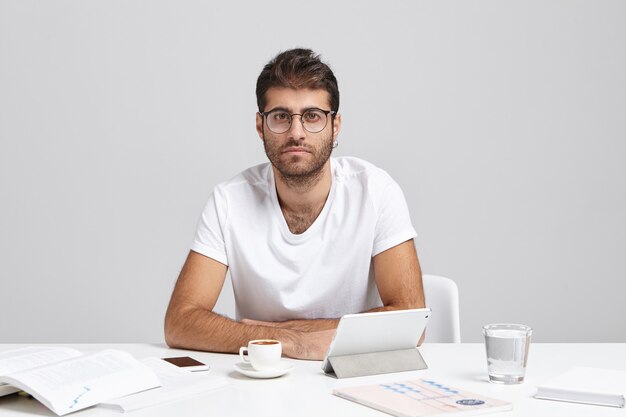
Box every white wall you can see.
[1,0,624,343]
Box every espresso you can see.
[251,340,279,345]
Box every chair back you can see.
[422,274,461,343]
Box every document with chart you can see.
[333,379,512,417]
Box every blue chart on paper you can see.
[381,380,458,397]
[379,379,486,407]
[68,385,91,409]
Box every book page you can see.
[0,346,83,397]
[0,347,82,376]
[0,349,160,416]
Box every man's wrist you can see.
[274,328,302,358]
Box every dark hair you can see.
[256,48,340,113]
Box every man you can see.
[164,48,425,360]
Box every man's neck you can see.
[274,160,332,214]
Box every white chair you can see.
[422,274,461,343]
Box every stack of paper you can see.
[535,367,626,408]
[99,357,228,412]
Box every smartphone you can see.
[161,356,210,372]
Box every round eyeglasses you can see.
[261,108,336,134]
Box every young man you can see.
[164,49,425,360]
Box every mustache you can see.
[282,140,311,151]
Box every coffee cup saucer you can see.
[233,361,294,379]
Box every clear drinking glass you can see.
[483,323,532,384]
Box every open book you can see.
[0,346,160,415]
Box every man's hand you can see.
[282,328,336,360]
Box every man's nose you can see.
[287,115,306,139]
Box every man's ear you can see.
[332,113,342,140]
[256,112,264,141]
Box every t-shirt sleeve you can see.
[190,187,229,266]
[371,175,417,257]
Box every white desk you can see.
[0,343,624,416]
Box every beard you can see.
[263,130,334,190]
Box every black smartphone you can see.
[161,356,210,371]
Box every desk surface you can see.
[0,343,624,417]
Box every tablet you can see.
[321,308,431,374]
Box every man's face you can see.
[256,87,341,180]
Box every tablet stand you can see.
[324,348,428,379]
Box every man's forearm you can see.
[165,306,292,353]
[289,304,411,330]
[364,304,415,313]
[263,318,339,331]
[164,306,335,359]
[245,303,414,332]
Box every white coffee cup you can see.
[239,339,282,371]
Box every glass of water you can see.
[483,323,532,384]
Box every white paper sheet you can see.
[99,357,228,412]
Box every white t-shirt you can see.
[191,157,417,321]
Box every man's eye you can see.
[303,112,321,121]
[273,112,290,121]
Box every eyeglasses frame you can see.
[260,108,337,134]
